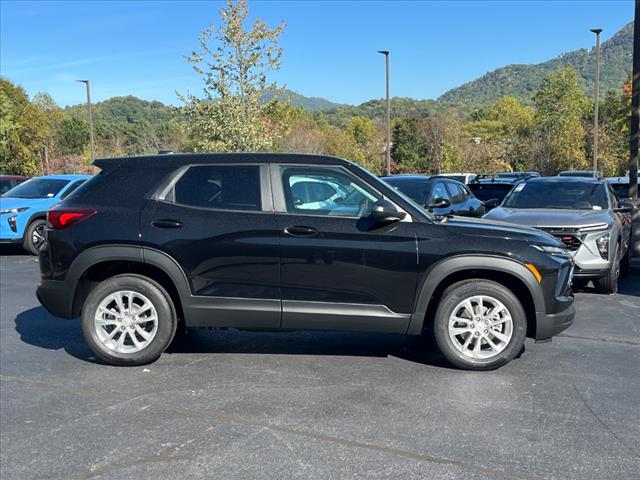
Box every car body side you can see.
[37,154,574,344]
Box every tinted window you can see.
[171,165,261,211]
[281,166,381,217]
[0,179,15,195]
[446,182,466,203]
[2,178,69,199]
[469,184,513,202]
[610,183,632,199]
[503,182,608,210]
[383,179,431,205]
[429,182,450,203]
[60,180,86,200]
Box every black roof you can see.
[94,152,351,170]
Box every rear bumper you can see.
[535,301,575,341]
[36,279,75,319]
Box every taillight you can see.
[47,208,96,230]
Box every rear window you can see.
[170,165,262,211]
[383,179,431,205]
[469,184,513,202]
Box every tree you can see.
[0,79,41,175]
[181,0,286,151]
[57,116,88,155]
[32,92,62,173]
[530,67,590,174]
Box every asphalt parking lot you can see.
[1,248,639,480]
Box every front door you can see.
[140,163,281,329]
[271,163,418,333]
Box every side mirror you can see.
[614,201,634,214]
[370,199,406,222]
[427,198,451,211]
[484,198,499,209]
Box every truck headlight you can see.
[595,233,610,260]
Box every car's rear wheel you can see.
[595,244,619,294]
[23,218,47,255]
[81,275,177,366]
[433,280,527,370]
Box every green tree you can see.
[530,67,590,174]
[181,0,286,151]
[0,79,41,175]
[57,116,88,155]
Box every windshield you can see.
[503,182,609,210]
[2,178,69,199]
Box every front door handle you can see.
[152,219,183,229]
[284,225,318,237]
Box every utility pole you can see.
[630,2,639,200]
[76,80,95,162]
[378,50,391,175]
[591,28,603,173]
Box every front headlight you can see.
[531,244,568,256]
[0,207,29,215]
[595,233,610,260]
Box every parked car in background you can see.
[432,172,477,184]
[468,182,517,211]
[37,153,575,370]
[0,174,90,254]
[483,177,633,293]
[495,172,532,182]
[382,174,485,217]
[0,175,30,195]
[606,176,639,201]
[558,170,601,179]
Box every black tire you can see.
[620,244,631,278]
[81,274,177,366]
[22,218,47,255]
[595,244,619,294]
[432,280,527,371]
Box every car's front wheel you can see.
[23,218,47,255]
[595,244,619,294]
[81,275,177,366]
[433,280,527,370]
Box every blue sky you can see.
[0,0,633,107]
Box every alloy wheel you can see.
[448,295,513,360]
[94,290,159,354]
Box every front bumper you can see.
[535,300,575,341]
[36,279,75,319]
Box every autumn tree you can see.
[530,67,590,174]
[181,0,286,151]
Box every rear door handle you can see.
[284,226,318,237]
[152,219,183,229]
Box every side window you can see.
[446,183,466,203]
[280,166,382,217]
[169,165,262,211]
[60,180,86,200]
[429,182,450,203]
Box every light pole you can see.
[378,50,391,175]
[591,28,603,173]
[76,80,95,162]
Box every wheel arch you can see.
[68,245,191,320]
[408,255,544,338]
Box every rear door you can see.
[140,163,281,329]
[271,163,418,333]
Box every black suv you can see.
[37,154,575,370]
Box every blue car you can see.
[0,174,90,254]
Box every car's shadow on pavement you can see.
[14,307,456,369]
[0,245,28,256]
[572,262,640,297]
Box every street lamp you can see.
[76,79,95,162]
[591,28,603,173]
[378,50,391,176]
